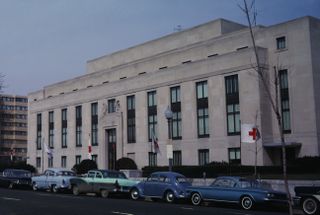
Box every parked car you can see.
[130,171,191,203]
[0,169,32,189]
[186,176,288,210]
[294,186,320,215]
[31,168,76,193]
[70,169,138,197]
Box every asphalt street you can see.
[0,188,300,215]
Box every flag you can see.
[44,143,53,158]
[241,124,261,143]
[88,133,92,160]
[151,132,160,154]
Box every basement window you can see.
[120,76,127,80]
[182,60,192,64]
[138,72,146,75]
[102,81,109,84]
[159,66,168,70]
[208,53,218,58]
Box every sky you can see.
[0,0,319,96]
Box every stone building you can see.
[0,94,28,162]
[27,16,320,171]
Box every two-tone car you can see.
[0,169,32,189]
[294,186,320,215]
[130,171,191,203]
[31,168,76,193]
[186,176,288,210]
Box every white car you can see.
[32,168,76,193]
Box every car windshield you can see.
[102,171,127,179]
[3,170,31,177]
[237,179,267,189]
[57,171,75,176]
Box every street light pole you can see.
[164,106,173,172]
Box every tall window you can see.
[148,91,157,141]
[276,36,286,50]
[92,155,98,163]
[75,106,82,147]
[127,96,136,143]
[61,156,67,168]
[228,148,241,164]
[91,103,98,146]
[108,99,116,113]
[36,157,41,168]
[196,81,209,137]
[148,152,157,167]
[48,111,54,148]
[173,150,182,166]
[75,155,81,165]
[225,75,240,135]
[198,149,209,166]
[171,86,182,139]
[279,70,291,133]
[36,113,42,150]
[61,109,67,148]
[48,157,53,168]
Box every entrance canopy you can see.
[263,142,301,149]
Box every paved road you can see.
[0,188,299,215]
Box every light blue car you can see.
[31,168,76,193]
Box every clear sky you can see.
[0,0,319,96]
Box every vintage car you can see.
[70,169,139,197]
[0,169,32,189]
[130,171,191,203]
[186,176,288,210]
[31,168,76,192]
[294,186,320,215]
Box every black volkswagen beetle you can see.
[0,169,32,189]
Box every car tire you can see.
[32,183,38,191]
[72,185,80,196]
[100,189,109,198]
[165,190,175,203]
[51,185,59,193]
[240,196,254,210]
[302,197,319,215]
[8,183,14,189]
[130,188,140,200]
[191,192,202,206]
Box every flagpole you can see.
[41,137,44,173]
[239,120,242,165]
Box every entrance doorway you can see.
[106,128,116,170]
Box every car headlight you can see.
[267,193,275,198]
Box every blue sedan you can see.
[130,171,191,203]
[186,176,288,210]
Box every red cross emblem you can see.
[248,128,258,140]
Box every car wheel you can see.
[165,190,175,203]
[8,183,14,189]
[32,183,38,191]
[51,185,59,193]
[241,196,254,210]
[73,185,80,196]
[100,190,109,198]
[302,197,319,215]
[130,188,140,200]
[191,192,202,206]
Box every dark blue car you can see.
[130,171,191,203]
[186,176,288,210]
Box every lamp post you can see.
[164,106,173,171]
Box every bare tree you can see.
[239,1,293,214]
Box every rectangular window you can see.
[108,99,116,113]
[198,149,209,166]
[48,157,53,168]
[279,70,291,133]
[36,113,42,150]
[61,109,67,148]
[170,86,182,139]
[48,111,54,148]
[127,96,136,143]
[173,150,182,166]
[276,36,286,50]
[148,152,157,167]
[75,155,81,165]
[61,156,67,168]
[92,155,98,163]
[228,148,241,164]
[36,157,41,168]
[148,91,157,141]
[225,75,240,135]
[91,103,98,146]
[75,106,82,147]
[196,81,209,137]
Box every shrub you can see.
[115,157,137,170]
[72,159,97,175]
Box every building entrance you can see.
[106,128,116,170]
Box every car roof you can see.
[4,168,30,173]
[150,171,185,177]
[45,168,73,173]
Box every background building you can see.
[0,94,28,163]
[27,16,320,171]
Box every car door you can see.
[210,178,238,202]
[143,174,160,197]
[93,171,104,193]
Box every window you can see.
[48,111,54,148]
[36,157,41,168]
[92,154,98,163]
[108,99,116,113]
[36,113,42,150]
[279,70,291,133]
[225,75,240,135]
[148,152,157,167]
[228,148,241,164]
[196,81,209,137]
[61,109,67,148]
[48,157,53,168]
[127,96,136,143]
[148,91,157,141]
[91,103,98,146]
[198,149,209,166]
[75,155,81,165]
[75,106,82,147]
[171,86,182,139]
[276,36,286,50]
[173,151,182,166]
[61,156,67,168]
